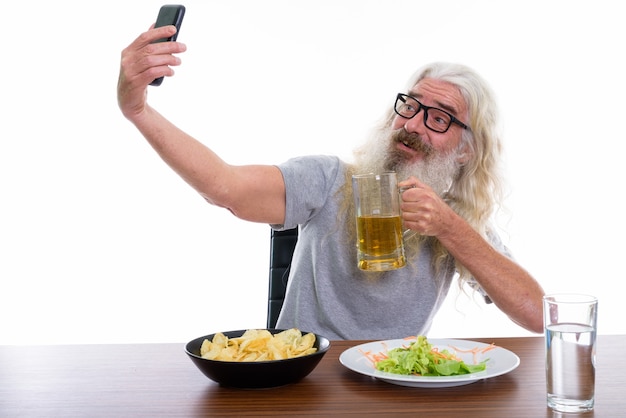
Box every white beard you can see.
[354,126,462,197]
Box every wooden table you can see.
[1,336,624,417]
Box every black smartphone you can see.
[150,4,186,86]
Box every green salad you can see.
[373,335,489,376]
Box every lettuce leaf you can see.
[375,335,488,376]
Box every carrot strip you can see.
[449,343,497,364]
[359,349,388,368]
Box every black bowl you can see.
[185,329,331,388]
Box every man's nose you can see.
[403,110,427,134]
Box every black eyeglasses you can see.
[394,93,469,133]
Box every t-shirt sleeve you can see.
[271,155,343,231]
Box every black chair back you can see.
[267,228,298,328]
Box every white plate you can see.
[339,338,520,388]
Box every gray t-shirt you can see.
[273,155,461,340]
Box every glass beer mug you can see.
[352,172,414,271]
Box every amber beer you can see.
[356,215,406,271]
[353,172,408,271]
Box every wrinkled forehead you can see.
[410,78,468,118]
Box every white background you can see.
[1,0,623,344]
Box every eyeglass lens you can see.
[395,94,455,133]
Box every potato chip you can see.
[199,328,317,362]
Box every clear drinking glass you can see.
[543,293,598,413]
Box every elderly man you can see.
[118,24,544,340]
